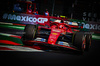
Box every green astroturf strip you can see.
[92,34,100,40]
[0,24,25,30]
[0,35,23,46]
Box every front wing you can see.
[22,40,79,51]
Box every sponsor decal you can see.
[52,29,61,32]
[68,22,72,25]
[3,13,48,23]
[59,41,64,45]
[52,33,58,35]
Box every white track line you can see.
[0,45,44,52]
[0,22,13,25]
[0,32,19,37]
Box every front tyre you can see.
[22,24,37,40]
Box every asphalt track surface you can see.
[0,27,100,66]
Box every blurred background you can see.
[0,0,100,22]
[0,0,100,65]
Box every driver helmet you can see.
[59,24,64,29]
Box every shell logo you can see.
[52,33,58,35]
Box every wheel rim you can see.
[82,36,86,50]
[89,35,92,48]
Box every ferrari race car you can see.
[21,19,92,52]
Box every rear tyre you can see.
[85,34,92,51]
[73,32,86,51]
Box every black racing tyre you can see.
[85,34,92,51]
[22,24,37,40]
[73,32,86,51]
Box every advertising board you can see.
[1,13,49,25]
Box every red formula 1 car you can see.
[21,18,92,53]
